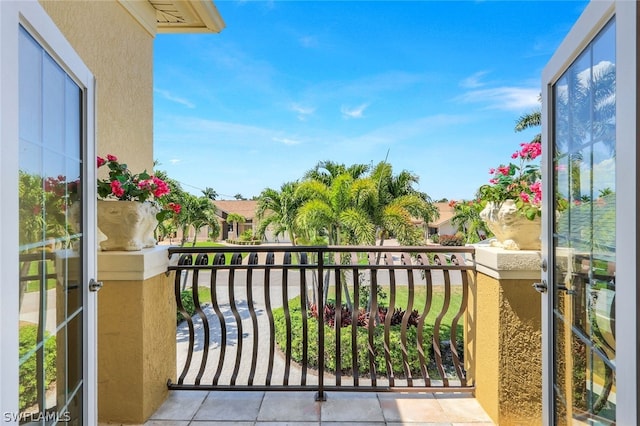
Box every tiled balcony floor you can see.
[140,390,494,425]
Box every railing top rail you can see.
[167,245,476,255]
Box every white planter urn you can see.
[97,200,159,251]
[480,200,541,250]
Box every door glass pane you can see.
[552,18,616,425]
[18,26,84,425]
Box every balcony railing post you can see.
[315,247,326,401]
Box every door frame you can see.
[541,0,638,424]
[0,1,97,422]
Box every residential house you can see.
[426,202,458,238]
[213,199,257,241]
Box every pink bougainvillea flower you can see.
[448,200,457,208]
[97,156,106,167]
[519,142,542,160]
[152,177,170,198]
[489,168,495,174]
[106,154,118,162]
[137,179,153,191]
[110,180,125,197]
[168,202,181,214]
[529,181,542,204]
[511,152,519,159]
[497,165,511,176]
[519,192,531,203]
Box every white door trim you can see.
[0,1,97,423]
[542,0,637,424]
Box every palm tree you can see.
[188,197,216,246]
[202,187,218,200]
[515,95,541,143]
[303,160,370,187]
[369,161,438,246]
[450,201,488,243]
[295,173,375,246]
[226,213,246,240]
[255,181,301,244]
[173,194,214,246]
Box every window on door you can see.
[18,25,85,423]
[552,18,616,425]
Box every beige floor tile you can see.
[387,423,452,426]
[193,390,264,421]
[320,392,385,423]
[148,391,208,421]
[451,423,495,426]
[434,393,493,423]
[323,422,386,426]
[379,393,452,423]
[257,391,321,422]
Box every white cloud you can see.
[341,103,370,119]
[290,103,315,121]
[456,87,539,111]
[169,159,181,165]
[154,88,195,109]
[460,71,490,89]
[273,137,301,146]
[299,35,318,48]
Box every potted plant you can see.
[96,154,180,251]
[477,141,565,250]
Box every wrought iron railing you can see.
[167,245,475,400]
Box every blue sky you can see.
[153,0,589,201]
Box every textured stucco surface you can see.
[467,271,500,423]
[97,273,176,423]
[467,271,542,425]
[39,0,154,174]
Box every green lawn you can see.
[22,260,57,293]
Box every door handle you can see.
[557,284,576,295]
[89,278,103,292]
[533,280,548,293]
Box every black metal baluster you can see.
[246,252,259,386]
[229,253,244,385]
[211,253,227,386]
[193,253,210,385]
[175,254,194,385]
[400,253,414,386]
[416,253,433,386]
[383,252,395,387]
[264,252,275,386]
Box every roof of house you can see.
[121,0,225,36]
[427,202,456,227]
[213,200,258,221]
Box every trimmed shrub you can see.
[19,325,56,411]
[177,290,196,323]
[273,297,461,379]
[438,234,464,246]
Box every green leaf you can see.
[525,208,536,221]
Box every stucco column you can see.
[97,246,176,424]
[466,246,542,425]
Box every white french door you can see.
[1,2,97,424]
[542,1,638,425]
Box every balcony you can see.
[92,243,542,424]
